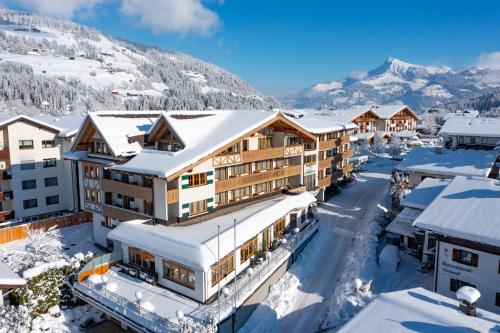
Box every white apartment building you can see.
[414,176,500,314]
[440,117,500,150]
[0,115,83,225]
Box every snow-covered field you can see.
[240,157,433,333]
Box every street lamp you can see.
[176,310,184,324]
[222,287,230,312]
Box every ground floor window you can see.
[452,248,478,267]
[273,218,285,239]
[231,186,251,201]
[274,177,288,190]
[129,247,155,272]
[211,252,235,286]
[240,236,258,263]
[216,192,228,207]
[254,181,272,194]
[190,199,207,216]
[163,259,195,290]
[449,278,475,292]
[85,188,100,203]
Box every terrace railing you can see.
[77,250,123,283]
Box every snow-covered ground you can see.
[240,157,433,333]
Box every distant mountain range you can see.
[0,9,278,116]
[285,57,500,113]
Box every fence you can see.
[77,250,123,283]
[0,211,93,244]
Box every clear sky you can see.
[4,0,500,95]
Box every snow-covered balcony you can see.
[73,211,319,332]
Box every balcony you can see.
[0,191,13,202]
[102,204,151,222]
[319,140,337,151]
[0,210,14,223]
[343,164,353,174]
[342,150,353,159]
[241,147,284,163]
[318,176,332,188]
[284,145,303,157]
[340,135,350,145]
[215,164,301,193]
[212,153,242,167]
[167,188,179,204]
[102,178,152,201]
[318,157,333,170]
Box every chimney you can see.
[456,286,481,317]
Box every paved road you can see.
[242,160,395,333]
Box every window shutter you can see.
[207,171,214,184]
[181,175,189,189]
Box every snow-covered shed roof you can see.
[402,178,451,210]
[414,176,500,247]
[397,147,495,178]
[386,207,422,237]
[284,109,357,133]
[108,192,317,271]
[0,262,26,288]
[439,117,500,137]
[112,110,287,178]
[338,287,500,333]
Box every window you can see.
[274,177,288,190]
[188,173,207,187]
[275,158,289,169]
[129,247,155,272]
[231,186,251,201]
[20,160,36,170]
[90,141,109,155]
[254,159,272,172]
[254,181,272,194]
[215,167,228,180]
[19,140,34,150]
[304,155,316,165]
[45,195,59,205]
[304,142,315,151]
[144,200,153,216]
[450,278,475,292]
[43,158,56,168]
[102,216,113,229]
[42,140,56,148]
[216,192,228,207]
[304,174,316,191]
[189,199,207,215]
[240,236,258,263]
[23,198,37,209]
[452,249,479,267]
[85,189,100,203]
[163,259,195,290]
[496,293,500,307]
[84,165,100,179]
[470,137,476,144]
[229,163,251,177]
[211,252,235,286]
[22,179,36,190]
[44,177,58,187]
[287,137,301,146]
[273,218,286,238]
[258,137,273,149]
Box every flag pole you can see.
[233,218,237,309]
[217,225,221,325]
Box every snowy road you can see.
[240,159,398,333]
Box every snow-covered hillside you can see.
[0,9,277,115]
[287,57,500,112]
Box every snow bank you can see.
[22,259,68,279]
[378,245,400,272]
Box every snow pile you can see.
[263,273,302,319]
[456,286,481,304]
[31,305,104,333]
[22,259,68,279]
[378,245,400,273]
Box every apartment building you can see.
[414,176,500,314]
[0,115,83,225]
[440,117,500,150]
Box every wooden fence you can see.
[0,211,93,245]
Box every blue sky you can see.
[4,0,500,94]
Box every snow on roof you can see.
[88,111,161,157]
[439,117,500,137]
[354,132,375,141]
[397,147,495,178]
[402,178,451,210]
[456,286,481,304]
[338,287,500,333]
[443,110,480,121]
[370,104,408,119]
[113,110,277,178]
[386,207,422,237]
[33,114,85,137]
[0,262,26,287]
[108,192,316,271]
[391,130,417,138]
[414,176,500,247]
[0,114,61,133]
[284,109,357,133]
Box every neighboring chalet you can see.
[285,109,356,200]
[0,115,84,227]
[414,176,500,314]
[372,105,419,143]
[339,287,500,332]
[439,117,500,150]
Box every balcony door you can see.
[129,247,155,272]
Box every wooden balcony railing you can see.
[215,164,301,193]
[340,135,350,145]
[318,176,332,189]
[318,157,333,170]
[212,153,242,167]
[241,147,284,163]
[284,145,303,157]
[343,164,353,174]
[102,178,153,201]
[167,188,179,204]
[342,150,353,159]
[319,140,337,151]
[102,204,151,222]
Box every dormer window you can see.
[90,141,110,155]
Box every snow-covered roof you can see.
[112,110,278,178]
[402,178,451,210]
[439,117,500,137]
[391,130,417,138]
[284,109,357,133]
[0,262,26,287]
[370,104,411,119]
[33,114,85,137]
[338,287,500,333]
[397,147,495,178]
[414,176,500,247]
[354,132,375,141]
[386,207,422,237]
[442,110,480,121]
[0,114,61,133]
[108,192,316,271]
[86,111,161,157]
